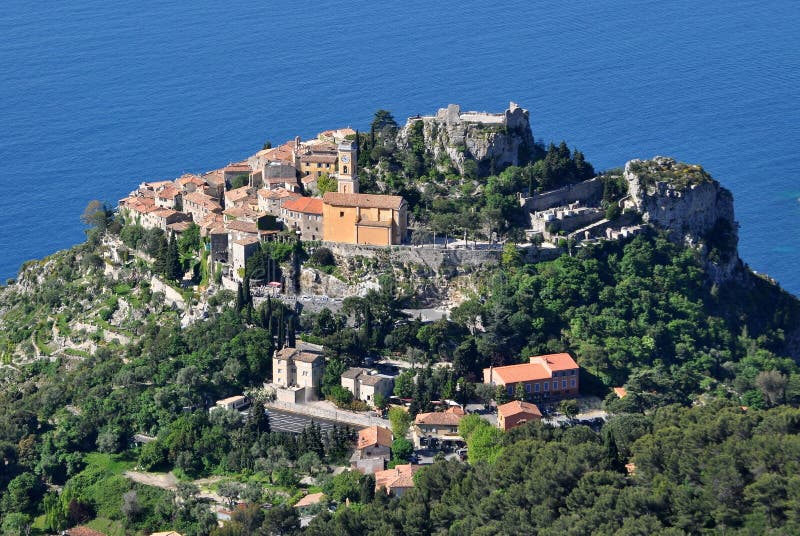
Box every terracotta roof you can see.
[202,169,226,186]
[257,142,295,162]
[530,353,579,372]
[613,387,627,398]
[157,186,181,199]
[301,175,319,184]
[342,367,366,379]
[415,409,464,426]
[184,192,222,211]
[150,532,183,536]
[487,363,550,384]
[283,196,323,215]
[176,174,205,186]
[66,527,107,536]
[226,220,258,233]
[374,464,420,492]
[225,187,252,202]
[498,400,542,419]
[294,492,325,508]
[224,162,251,173]
[151,208,181,218]
[258,187,298,200]
[358,426,393,450]
[167,221,192,233]
[275,346,323,363]
[323,192,404,210]
[300,153,337,164]
[217,395,247,405]
[233,237,260,246]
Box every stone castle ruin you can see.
[396,102,536,176]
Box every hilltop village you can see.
[118,103,649,294]
[5,103,800,535]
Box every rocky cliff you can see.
[623,156,742,283]
[396,102,535,176]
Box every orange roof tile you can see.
[283,196,323,215]
[497,400,542,419]
[415,410,464,426]
[489,362,551,384]
[613,387,627,398]
[374,464,420,492]
[357,426,393,450]
[530,353,579,372]
[323,192,404,210]
[67,527,107,536]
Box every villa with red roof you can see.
[281,196,323,241]
[483,353,580,400]
[497,400,543,431]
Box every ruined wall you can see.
[521,177,603,213]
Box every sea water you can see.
[1,0,798,294]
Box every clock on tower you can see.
[337,140,359,194]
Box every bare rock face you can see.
[396,102,535,176]
[624,156,742,283]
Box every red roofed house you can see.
[374,464,420,497]
[412,406,465,448]
[258,187,301,217]
[183,191,223,223]
[224,186,254,209]
[155,185,182,210]
[281,196,323,241]
[66,527,107,536]
[497,400,543,431]
[351,425,393,474]
[483,353,580,401]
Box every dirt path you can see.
[123,470,179,490]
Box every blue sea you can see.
[1,1,798,295]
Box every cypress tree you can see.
[243,277,252,306]
[236,282,245,312]
[277,306,285,350]
[153,234,167,275]
[287,315,296,348]
[166,232,182,280]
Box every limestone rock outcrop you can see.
[623,156,741,283]
[396,102,535,176]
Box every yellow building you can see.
[322,192,407,245]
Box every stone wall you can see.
[521,177,603,213]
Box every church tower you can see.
[336,140,359,194]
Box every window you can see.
[340,211,344,217]
[570,379,576,388]
[562,380,567,389]
[525,383,531,393]
[534,383,540,392]
[543,382,549,391]
[552,381,558,390]
[507,385,514,395]
[343,165,348,174]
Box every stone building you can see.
[183,191,223,223]
[341,368,394,407]
[272,344,325,403]
[281,196,323,241]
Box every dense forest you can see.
[306,402,800,535]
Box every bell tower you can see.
[336,140,359,194]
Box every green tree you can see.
[316,173,337,195]
[391,438,414,462]
[559,399,579,420]
[388,407,411,439]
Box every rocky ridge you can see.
[396,102,535,176]
[623,156,742,283]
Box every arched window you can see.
[343,165,348,174]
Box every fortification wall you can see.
[521,178,603,213]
